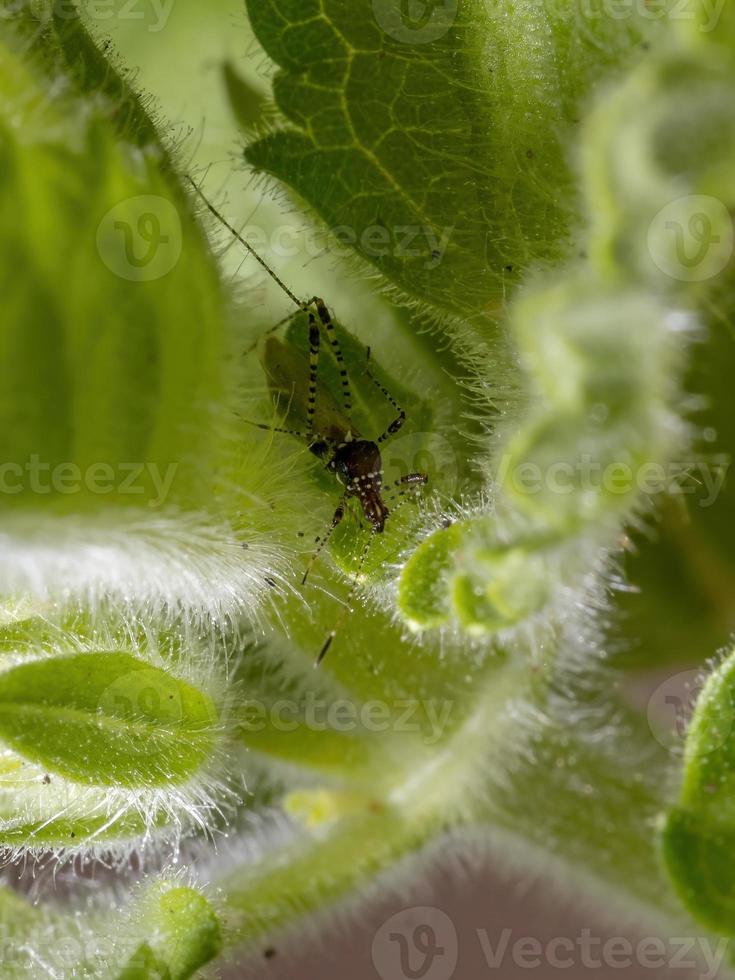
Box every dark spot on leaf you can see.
[264,947,276,960]
[264,577,277,589]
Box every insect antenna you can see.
[187,177,304,309]
[316,528,378,668]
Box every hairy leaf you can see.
[661,647,735,934]
[243,0,658,323]
[0,19,225,516]
[0,652,217,787]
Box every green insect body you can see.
[259,314,432,582]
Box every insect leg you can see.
[378,474,428,520]
[235,413,307,440]
[309,297,353,422]
[301,498,347,585]
[316,527,378,667]
[305,313,321,435]
[365,347,407,444]
[392,473,429,488]
[382,480,427,509]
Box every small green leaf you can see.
[397,522,461,629]
[453,546,549,634]
[662,647,735,934]
[0,653,218,787]
[117,886,221,980]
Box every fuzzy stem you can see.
[214,670,711,959]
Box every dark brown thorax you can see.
[329,439,388,532]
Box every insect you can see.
[188,179,428,664]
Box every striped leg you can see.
[381,474,429,511]
[365,347,406,444]
[310,297,353,422]
[393,473,428,488]
[301,497,346,585]
[235,413,307,440]
[306,315,321,434]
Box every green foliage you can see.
[0,9,225,516]
[244,0,659,324]
[663,647,735,934]
[0,652,217,787]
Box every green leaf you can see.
[243,0,658,322]
[0,653,218,787]
[0,812,155,850]
[0,22,225,516]
[662,647,735,934]
[397,522,461,629]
